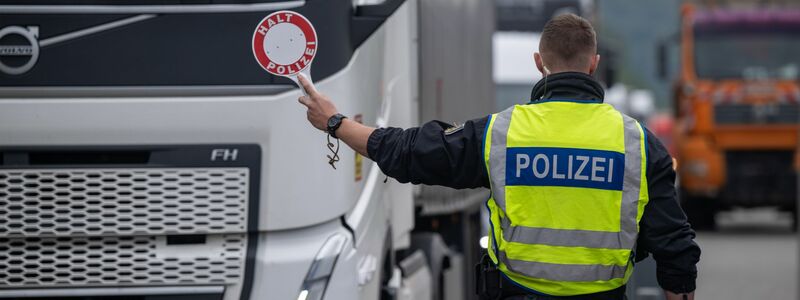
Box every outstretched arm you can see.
[297,75,374,157]
[296,75,489,189]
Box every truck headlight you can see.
[297,233,348,300]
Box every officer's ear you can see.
[534,52,547,75]
[588,54,600,75]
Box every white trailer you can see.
[0,1,493,299]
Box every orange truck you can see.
[674,4,800,229]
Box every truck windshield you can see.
[694,33,800,80]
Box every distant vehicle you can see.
[0,0,493,299]
[494,0,588,32]
[672,4,800,229]
[493,31,543,110]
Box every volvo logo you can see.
[0,26,39,75]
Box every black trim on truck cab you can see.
[0,0,406,97]
[351,0,405,49]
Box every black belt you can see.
[475,254,627,300]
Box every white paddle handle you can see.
[290,69,314,97]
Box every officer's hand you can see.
[297,74,338,131]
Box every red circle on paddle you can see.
[252,10,318,76]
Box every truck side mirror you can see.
[351,0,404,48]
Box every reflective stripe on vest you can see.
[483,101,649,296]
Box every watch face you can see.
[328,116,338,128]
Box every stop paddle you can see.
[252,10,318,95]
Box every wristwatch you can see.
[327,113,347,139]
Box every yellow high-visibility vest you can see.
[483,99,649,296]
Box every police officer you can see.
[298,14,699,300]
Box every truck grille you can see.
[721,151,797,207]
[0,168,250,288]
[714,103,799,125]
[0,234,245,287]
[0,168,247,237]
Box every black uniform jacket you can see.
[366,72,700,295]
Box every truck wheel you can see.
[680,190,717,231]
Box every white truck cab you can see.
[0,1,494,300]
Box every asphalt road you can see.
[694,208,798,300]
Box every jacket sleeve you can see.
[636,128,701,293]
[366,117,490,189]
